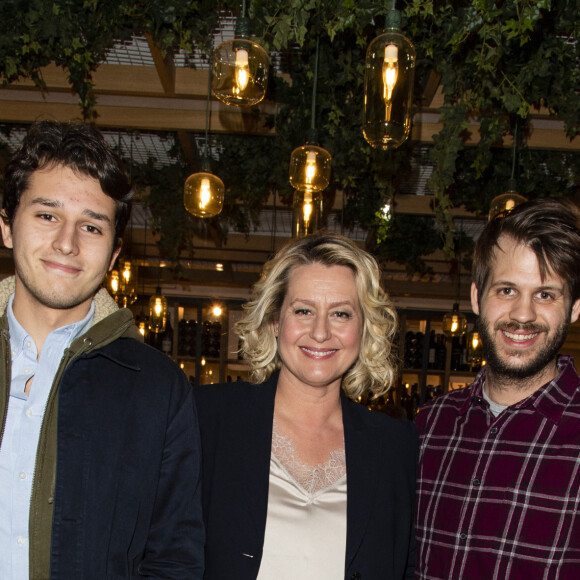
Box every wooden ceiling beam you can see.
[1,63,578,150]
[145,33,176,97]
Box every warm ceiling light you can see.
[215,263,224,272]
[292,189,322,238]
[489,122,527,220]
[289,137,332,193]
[442,303,467,337]
[184,170,224,218]
[363,7,415,149]
[184,57,224,218]
[211,2,269,107]
[489,189,527,221]
[108,270,120,296]
[288,38,331,195]
[148,286,168,334]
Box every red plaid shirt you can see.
[416,355,580,580]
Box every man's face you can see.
[471,235,580,382]
[0,164,120,321]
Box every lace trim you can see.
[271,419,346,495]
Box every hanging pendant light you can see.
[292,189,323,238]
[212,0,269,107]
[363,3,416,149]
[149,286,168,334]
[442,303,468,337]
[184,49,224,218]
[289,37,332,207]
[107,269,120,299]
[184,157,225,218]
[466,331,483,368]
[118,259,137,307]
[489,121,527,220]
[289,130,332,193]
[443,225,467,338]
[106,260,137,307]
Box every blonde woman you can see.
[194,233,417,579]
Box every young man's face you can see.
[471,235,580,382]
[0,164,121,320]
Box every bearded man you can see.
[415,198,580,580]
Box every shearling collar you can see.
[0,276,119,326]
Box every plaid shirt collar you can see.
[459,355,580,424]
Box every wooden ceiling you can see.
[0,35,578,310]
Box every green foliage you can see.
[373,213,443,276]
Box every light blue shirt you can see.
[0,295,94,579]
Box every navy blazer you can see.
[194,373,417,580]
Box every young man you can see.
[416,198,580,579]
[0,121,204,579]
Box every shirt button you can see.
[473,478,481,486]
[490,427,498,435]
[19,471,26,479]
[24,368,30,375]
[17,537,26,545]
[26,341,32,348]
[459,532,468,541]
[25,408,32,417]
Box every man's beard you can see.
[477,315,569,382]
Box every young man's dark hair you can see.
[2,120,133,244]
[472,198,580,301]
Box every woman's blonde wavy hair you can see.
[235,233,399,399]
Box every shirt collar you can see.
[7,293,95,357]
[461,355,580,424]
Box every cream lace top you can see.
[256,419,348,579]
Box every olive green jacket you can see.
[0,276,141,579]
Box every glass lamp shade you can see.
[118,260,136,307]
[292,189,323,238]
[466,331,483,365]
[184,172,224,218]
[107,269,120,297]
[212,38,269,107]
[149,289,168,334]
[442,304,467,337]
[289,144,332,193]
[363,14,415,150]
[489,190,527,221]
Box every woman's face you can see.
[275,263,363,393]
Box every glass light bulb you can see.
[383,44,399,122]
[110,270,119,294]
[303,192,313,225]
[305,151,317,183]
[154,299,163,316]
[122,261,131,284]
[200,178,211,209]
[451,318,458,333]
[383,44,398,101]
[235,49,249,92]
[472,335,479,349]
